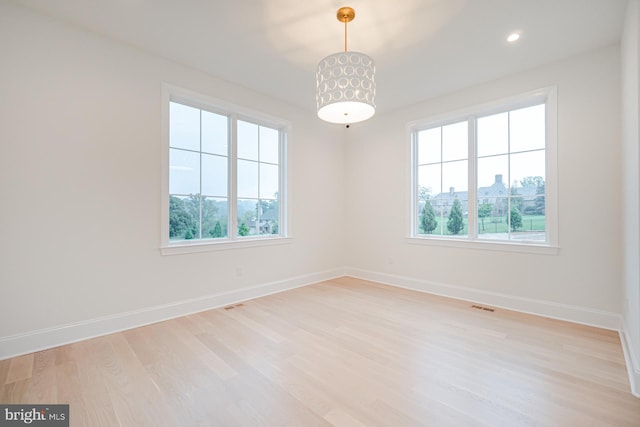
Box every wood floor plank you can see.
[1,277,639,426]
[5,353,33,384]
[23,350,57,403]
[56,360,92,426]
[0,358,10,397]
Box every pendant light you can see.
[316,7,376,124]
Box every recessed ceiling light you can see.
[507,33,520,43]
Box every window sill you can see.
[406,236,559,255]
[161,236,293,256]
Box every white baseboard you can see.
[0,268,347,360]
[620,321,640,398]
[344,267,622,330]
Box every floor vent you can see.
[471,305,495,312]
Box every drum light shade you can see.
[316,7,376,125]
[316,51,376,124]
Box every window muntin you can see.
[411,90,555,248]
[167,98,285,246]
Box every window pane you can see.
[443,199,467,237]
[433,197,467,237]
[170,102,200,151]
[260,127,279,164]
[431,208,446,236]
[510,104,545,153]
[477,112,508,157]
[259,163,279,199]
[169,148,200,195]
[201,154,227,197]
[442,121,467,162]
[169,195,200,240]
[418,127,441,165]
[202,110,228,156]
[418,199,445,236]
[238,120,259,160]
[418,164,441,201]
[510,193,547,242]
[237,159,258,199]
[510,150,545,189]
[511,213,546,242]
[477,155,508,197]
[258,199,280,235]
[478,197,509,239]
[507,193,545,243]
[202,197,228,239]
[237,199,258,237]
[442,160,468,195]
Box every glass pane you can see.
[442,160,468,196]
[258,199,280,235]
[518,205,546,232]
[259,163,279,199]
[510,150,545,191]
[237,159,258,199]
[202,110,228,156]
[170,102,200,151]
[418,164,441,201]
[169,148,200,195]
[477,199,494,234]
[510,104,545,153]
[512,212,546,242]
[418,198,444,236]
[202,197,228,239]
[237,199,258,237]
[418,127,441,165]
[238,120,259,160]
[260,127,279,164]
[168,194,200,240]
[442,121,468,162]
[439,198,467,237]
[477,155,508,197]
[202,154,227,197]
[478,197,509,239]
[477,112,508,157]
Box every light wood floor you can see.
[1,277,639,426]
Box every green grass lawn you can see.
[421,215,545,236]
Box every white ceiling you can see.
[13,0,628,114]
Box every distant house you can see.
[248,206,279,234]
[430,174,541,216]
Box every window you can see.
[161,85,289,254]
[409,88,557,252]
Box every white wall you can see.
[621,0,640,394]
[345,45,622,317]
[0,2,346,354]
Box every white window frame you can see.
[161,84,292,255]
[407,87,558,255]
